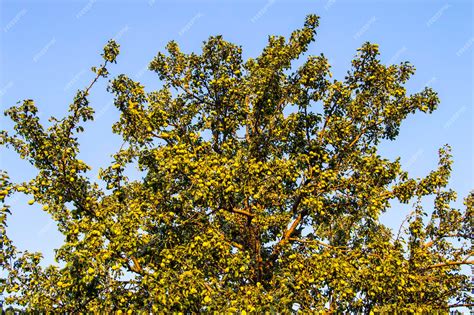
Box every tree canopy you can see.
[0,14,472,313]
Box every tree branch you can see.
[449,303,474,308]
[130,256,142,273]
[426,259,473,269]
[229,207,255,218]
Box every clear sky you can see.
[0,0,472,274]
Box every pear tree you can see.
[0,15,472,313]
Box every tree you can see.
[0,14,472,313]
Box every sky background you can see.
[0,0,472,286]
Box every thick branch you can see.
[426,260,473,269]
[228,207,255,218]
[130,256,142,273]
[449,303,474,308]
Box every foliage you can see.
[0,16,472,313]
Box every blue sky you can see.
[0,0,472,269]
